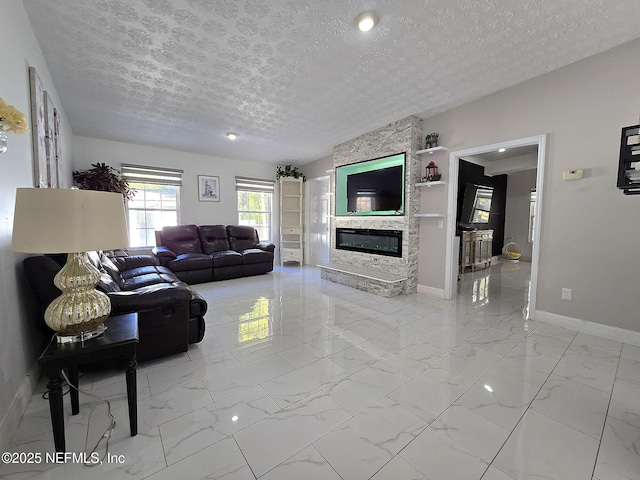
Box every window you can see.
[470,187,493,224]
[121,164,183,247]
[236,176,275,241]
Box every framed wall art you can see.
[54,107,62,186]
[29,66,47,188]
[198,175,220,202]
[44,91,57,188]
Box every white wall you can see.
[418,38,640,332]
[73,136,279,242]
[1,0,74,450]
[301,154,333,180]
[504,169,537,261]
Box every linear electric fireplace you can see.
[335,228,402,258]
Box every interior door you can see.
[305,176,330,265]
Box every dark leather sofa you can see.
[23,251,207,362]
[153,225,275,284]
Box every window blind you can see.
[121,164,183,186]
[235,176,275,193]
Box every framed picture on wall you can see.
[29,66,47,188]
[44,91,57,188]
[198,175,220,202]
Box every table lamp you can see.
[12,188,128,342]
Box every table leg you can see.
[125,356,137,437]
[47,374,65,452]
[67,365,79,415]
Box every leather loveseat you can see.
[23,251,207,362]
[153,225,275,284]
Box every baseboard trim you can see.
[417,284,445,298]
[534,310,640,347]
[0,365,41,453]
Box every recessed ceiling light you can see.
[355,12,378,32]
[484,384,494,393]
[498,148,506,153]
[226,132,238,140]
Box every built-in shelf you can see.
[416,146,448,155]
[415,213,445,218]
[415,181,446,187]
[280,177,303,266]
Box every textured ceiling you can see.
[23,0,640,165]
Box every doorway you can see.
[305,176,331,265]
[444,135,547,320]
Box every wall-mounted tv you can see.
[335,153,406,216]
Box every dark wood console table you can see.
[37,313,139,452]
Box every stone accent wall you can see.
[331,115,423,294]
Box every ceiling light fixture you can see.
[355,12,378,32]
[498,148,506,153]
[226,132,238,140]
[484,384,494,393]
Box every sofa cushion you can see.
[211,250,243,267]
[227,225,260,252]
[241,248,275,265]
[161,225,203,254]
[168,253,212,272]
[199,225,231,254]
[119,265,173,280]
[121,272,178,290]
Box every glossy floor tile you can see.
[2,261,639,480]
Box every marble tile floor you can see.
[3,261,640,480]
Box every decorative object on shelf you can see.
[276,164,306,181]
[12,188,128,342]
[425,132,439,149]
[73,162,135,200]
[617,124,640,195]
[198,175,220,202]
[0,97,29,154]
[424,161,441,182]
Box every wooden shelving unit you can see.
[279,177,303,265]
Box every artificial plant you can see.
[276,164,306,181]
[73,162,135,200]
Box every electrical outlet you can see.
[561,288,572,300]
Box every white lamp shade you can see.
[12,188,128,253]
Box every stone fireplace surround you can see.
[318,115,423,297]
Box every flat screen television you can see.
[335,153,405,216]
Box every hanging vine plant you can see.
[276,164,306,181]
[73,163,135,200]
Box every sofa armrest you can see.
[256,242,276,254]
[112,254,158,271]
[152,246,177,267]
[107,284,191,314]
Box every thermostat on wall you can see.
[563,169,583,180]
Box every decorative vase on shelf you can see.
[0,131,7,154]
